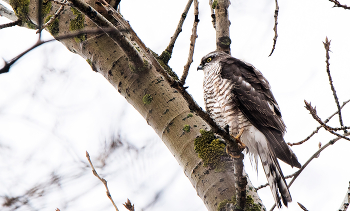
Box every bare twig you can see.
[288,99,350,146]
[0,19,22,29]
[123,199,135,211]
[164,0,193,59]
[323,37,346,133]
[180,0,199,85]
[288,133,350,188]
[86,151,119,211]
[0,28,115,74]
[268,0,279,56]
[256,182,269,190]
[36,4,65,33]
[304,101,350,141]
[328,0,350,9]
[297,202,309,211]
[338,181,350,211]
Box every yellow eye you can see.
[206,57,212,63]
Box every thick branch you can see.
[0,2,17,21]
[233,154,246,210]
[215,0,231,54]
[68,0,145,69]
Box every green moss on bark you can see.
[217,195,262,211]
[9,0,30,20]
[69,7,85,42]
[194,129,229,172]
[45,15,59,35]
[151,50,179,81]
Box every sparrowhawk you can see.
[198,50,301,208]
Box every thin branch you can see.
[288,99,350,146]
[0,2,17,21]
[37,0,43,40]
[270,133,350,211]
[304,100,350,141]
[36,4,65,33]
[0,19,22,29]
[297,202,309,211]
[268,0,279,57]
[328,0,350,9]
[180,0,199,85]
[86,151,119,211]
[323,37,346,133]
[123,199,135,211]
[0,28,114,74]
[52,0,70,6]
[164,0,193,58]
[288,134,350,187]
[256,182,269,191]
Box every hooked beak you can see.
[197,65,203,71]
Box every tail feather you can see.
[241,125,293,207]
[258,144,292,207]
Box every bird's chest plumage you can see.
[203,63,250,136]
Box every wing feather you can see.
[220,57,301,168]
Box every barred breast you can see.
[203,62,251,137]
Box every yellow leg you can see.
[226,128,246,158]
[233,128,246,149]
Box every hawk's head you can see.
[197,51,230,71]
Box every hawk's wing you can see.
[220,57,301,168]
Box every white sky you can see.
[0,0,350,210]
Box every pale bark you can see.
[215,0,231,54]
[2,0,263,210]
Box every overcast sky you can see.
[1,0,350,210]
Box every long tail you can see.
[258,144,292,207]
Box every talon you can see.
[226,147,240,158]
[233,128,246,149]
